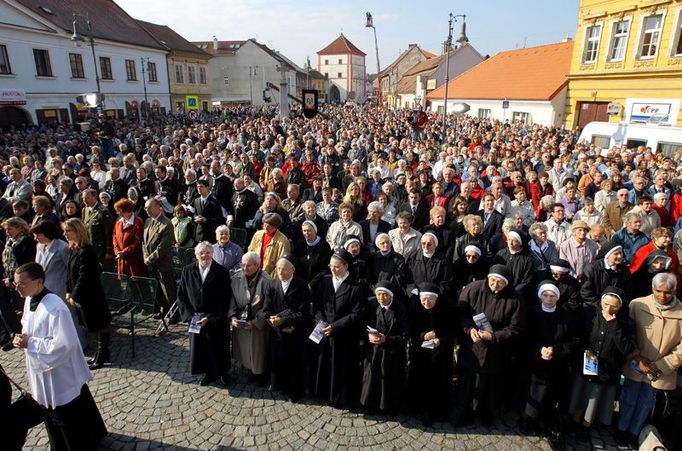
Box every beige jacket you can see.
[624,294,682,390]
[248,230,291,277]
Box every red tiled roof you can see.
[317,34,365,56]
[427,41,573,101]
[135,20,209,56]
[16,0,165,50]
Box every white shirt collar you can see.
[280,276,293,293]
[119,215,135,226]
[199,261,212,282]
[333,271,349,291]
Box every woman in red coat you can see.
[112,198,147,277]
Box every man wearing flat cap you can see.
[559,220,599,281]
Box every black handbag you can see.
[0,366,48,428]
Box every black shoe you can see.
[613,429,630,447]
[518,416,533,435]
[547,429,565,450]
[89,361,105,370]
[2,342,14,352]
[200,375,218,386]
[219,375,231,386]
[573,425,590,443]
[627,432,639,450]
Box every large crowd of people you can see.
[0,104,681,450]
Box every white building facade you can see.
[0,0,171,128]
[317,34,366,103]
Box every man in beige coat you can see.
[143,198,177,318]
[615,272,682,447]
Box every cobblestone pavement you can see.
[3,321,626,450]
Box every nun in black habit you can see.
[407,282,455,425]
[369,233,409,302]
[452,244,489,296]
[292,219,333,293]
[492,228,535,301]
[263,254,311,401]
[457,264,525,424]
[628,249,672,299]
[406,232,454,296]
[176,242,232,386]
[312,250,365,406]
[360,281,409,414]
[343,235,373,291]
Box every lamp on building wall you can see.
[365,12,382,107]
[442,13,466,138]
[71,13,104,116]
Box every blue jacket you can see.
[612,228,650,262]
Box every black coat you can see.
[477,209,505,242]
[66,245,111,332]
[580,260,630,307]
[359,219,392,252]
[211,174,233,212]
[177,262,231,376]
[452,254,489,295]
[493,249,535,301]
[360,298,409,411]
[105,178,128,203]
[457,280,524,374]
[263,276,310,397]
[399,200,429,231]
[193,195,225,243]
[313,273,364,405]
[525,305,578,381]
[369,250,409,301]
[452,233,488,262]
[406,250,454,296]
[572,305,636,384]
[292,215,328,244]
[229,188,260,229]
[292,238,332,293]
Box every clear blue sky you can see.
[116,0,579,72]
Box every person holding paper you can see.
[262,254,310,401]
[567,286,636,443]
[177,242,232,386]
[312,250,363,406]
[407,282,455,426]
[360,281,408,414]
[457,264,524,426]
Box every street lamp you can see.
[140,57,150,123]
[442,13,466,139]
[365,12,382,107]
[71,13,104,116]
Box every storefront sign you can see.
[630,102,670,123]
[606,102,621,115]
[0,89,26,105]
[185,95,199,110]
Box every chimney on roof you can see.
[212,36,218,50]
[455,21,469,48]
[562,35,573,42]
[408,44,417,48]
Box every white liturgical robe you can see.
[21,291,92,409]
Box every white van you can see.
[577,122,682,158]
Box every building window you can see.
[175,64,184,84]
[338,58,342,64]
[147,62,157,82]
[675,14,682,56]
[324,72,328,77]
[0,45,11,74]
[199,66,207,84]
[608,20,630,61]
[69,53,85,78]
[477,108,491,119]
[639,14,663,58]
[512,111,530,123]
[99,57,112,79]
[324,59,329,65]
[125,59,136,81]
[582,25,601,63]
[337,72,342,78]
[188,66,196,84]
[33,49,52,76]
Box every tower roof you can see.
[317,34,365,56]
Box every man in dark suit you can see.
[143,198,177,319]
[228,177,259,229]
[359,201,392,252]
[81,188,114,266]
[210,160,233,212]
[399,188,429,231]
[477,193,505,242]
[105,167,128,203]
[193,179,224,243]
[176,242,231,386]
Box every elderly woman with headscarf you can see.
[228,251,273,385]
[528,222,559,276]
[370,233,409,302]
[292,219,333,292]
[343,235,372,291]
[615,273,682,448]
[452,244,489,296]
[262,254,310,401]
[406,231,454,296]
[518,281,577,446]
[359,201,391,252]
[407,282,455,425]
[493,228,535,301]
[388,211,421,259]
[312,250,364,406]
[247,212,291,277]
[628,249,673,299]
[360,281,409,414]
[581,242,630,307]
[568,286,636,442]
[457,264,524,425]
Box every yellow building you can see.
[566,0,682,129]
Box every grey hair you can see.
[652,272,677,291]
[623,211,642,224]
[194,241,213,255]
[242,251,261,266]
[215,225,230,237]
[529,222,548,239]
[367,201,384,214]
[502,218,515,230]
